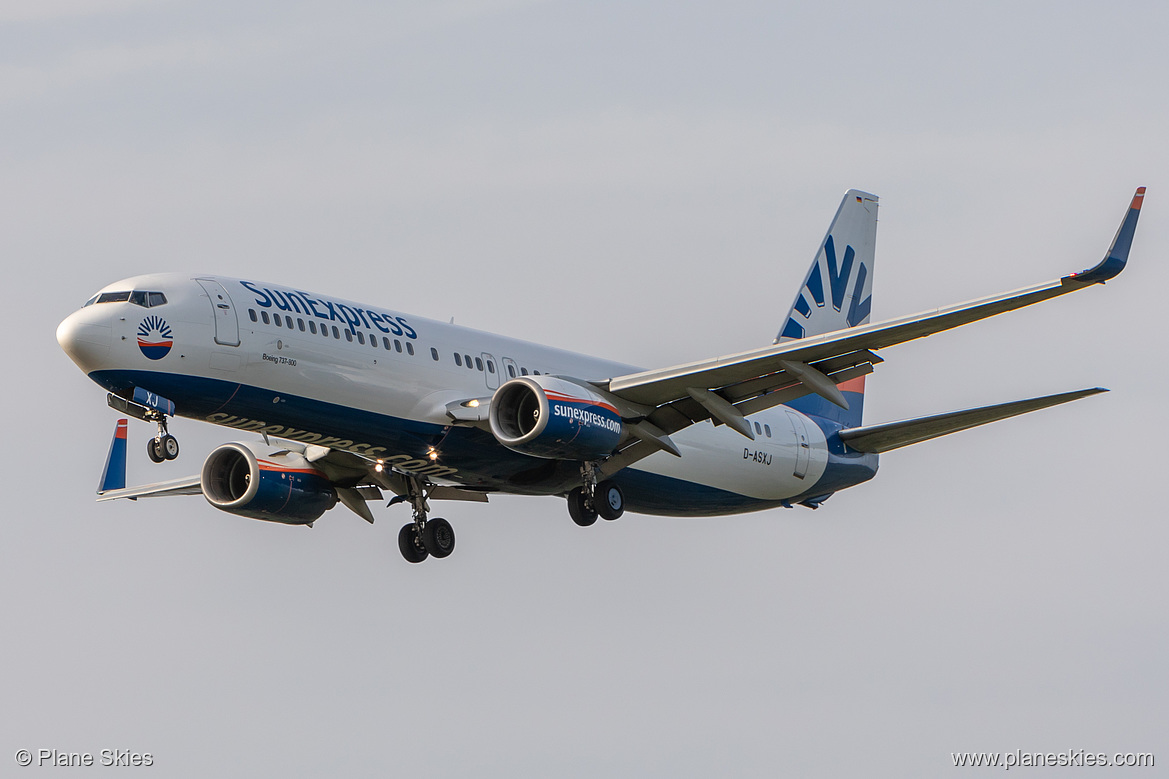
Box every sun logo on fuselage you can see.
[137,315,173,360]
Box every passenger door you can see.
[785,410,811,480]
[195,278,240,346]
[482,352,500,390]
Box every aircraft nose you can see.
[57,308,112,372]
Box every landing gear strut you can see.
[145,413,179,463]
[567,463,624,525]
[394,474,455,563]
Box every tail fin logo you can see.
[137,315,173,360]
[782,235,872,339]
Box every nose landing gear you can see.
[106,391,180,464]
[145,416,179,462]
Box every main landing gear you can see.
[145,414,179,463]
[567,463,624,526]
[395,475,456,564]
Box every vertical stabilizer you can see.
[778,190,878,427]
[777,190,879,342]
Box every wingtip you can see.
[1065,187,1144,284]
[97,418,130,493]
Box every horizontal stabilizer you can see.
[838,388,1107,453]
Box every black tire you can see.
[596,480,624,521]
[398,524,429,563]
[422,518,455,558]
[147,438,165,463]
[567,487,598,526]
[162,434,180,460]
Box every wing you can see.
[596,187,1143,474]
[93,423,487,523]
[97,475,203,501]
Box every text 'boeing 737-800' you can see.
[57,187,1145,563]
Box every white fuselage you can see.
[59,273,848,515]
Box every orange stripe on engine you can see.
[543,391,618,414]
[257,460,323,475]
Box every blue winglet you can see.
[98,419,129,493]
[1067,187,1145,284]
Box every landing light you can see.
[466,399,480,408]
[427,448,439,461]
[374,460,384,473]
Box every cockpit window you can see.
[96,291,131,304]
[96,290,168,307]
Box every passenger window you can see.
[507,365,516,378]
[394,340,402,353]
[533,370,541,375]
[275,315,282,327]
[754,422,762,435]
[332,326,340,339]
[309,321,317,334]
[454,353,462,366]
[431,348,439,361]
[464,354,473,368]
[371,337,378,349]
[148,292,167,307]
[520,368,528,376]
[383,337,391,350]
[345,330,353,342]
[486,360,494,373]
[764,424,772,438]
[406,342,414,356]
[262,311,270,324]
[285,315,293,329]
[249,309,257,322]
[298,319,306,332]
[475,357,483,371]
[356,331,365,345]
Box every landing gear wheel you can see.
[147,437,165,463]
[596,480,624,521]
[161,434,180,460]
[398,524,429,563]
[422,518,456,558]
[567,487,598,527]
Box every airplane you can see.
[57,187,1145,563]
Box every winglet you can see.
[98,419,129,493]
[1067,187,1145,284]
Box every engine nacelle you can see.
[489,376,623,460]
[200,442,337,524]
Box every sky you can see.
[2,1,1166,776]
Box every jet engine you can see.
[200,442,337,524]
[489,376,623,460]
